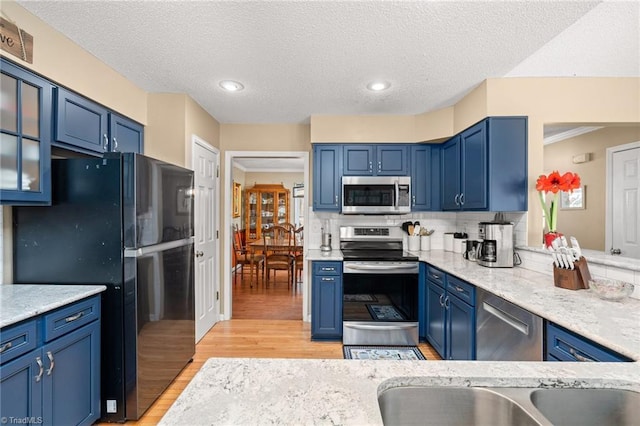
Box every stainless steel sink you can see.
[377,386,541,426]
[378,385,640,426]
[529,388,640,426]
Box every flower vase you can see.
[544,232,562,248]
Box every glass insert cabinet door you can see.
[0,59,52,204]
[244,184,290,242]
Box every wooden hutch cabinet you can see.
[245,184,290,242]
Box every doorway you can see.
[192,136,220,341]
[223,151,309,321]
[606,142,640,258]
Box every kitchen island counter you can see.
[0,284,106,328]
[160,357,640,425]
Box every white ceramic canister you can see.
[420,235,431,251]
[444,233,454,251]
[453,238,466,254]
[408,235,420,252]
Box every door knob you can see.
[196,250,204,257]
[610,248,622,255]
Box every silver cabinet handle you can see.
[412,195,416,206]
[103,134,109,151]
[46,351,55,376]
[460,193,465,205]
[444,296,450,309]
[112,137,119,151]
[569,347,595,362]
[378,161,382,172]
[454,194,460,206]
[335,195,338,205]
[430,274,440,280]
[321,267,335,272]
[369,161,372,172]
[454,285,465,293]
[439,293,445,307]
[0,341,12,353]
[65,311,84,323]
[321,277,335,282]
[35,356,44,382]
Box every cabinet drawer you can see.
[43,296,101,343]
[546,323,630,362]
[446,275,475,306]
[313,261,342,276]
[0,319,38,365]
[426,265,445,287]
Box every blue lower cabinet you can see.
[546,322,631,362]
[0,296,101,426]
[424,266,476,360]
[311,261,343,340]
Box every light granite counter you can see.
[0,284,106,328]
[518,245,640,272]
[306,249,344,261]
[308,249,640,360]
[160,358,640,425]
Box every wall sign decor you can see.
[0,17,33,63]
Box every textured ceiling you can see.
[17,0,640,124]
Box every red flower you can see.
[536,171,565,194]
[561,172,581,192]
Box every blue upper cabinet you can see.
[109,112,143,153]
[0,58,53,205]
[343,144,408,176]
[410,144,440,211]
[313,144,342,211]
[54,87,108,154]
[55,87,143,156]
[442,117,527,212]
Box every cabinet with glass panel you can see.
[0,58,53,204]
[244,184,290,242]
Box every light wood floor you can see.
[103,267,440,425]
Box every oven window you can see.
[343,272,418,322]
[343,185,394,207]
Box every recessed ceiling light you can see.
[366,81,390,91]
[219,80,244,92]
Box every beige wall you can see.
[1,1,147,124]
[146,93,187,165]
[185,96,221,167]
[544,125,640,251]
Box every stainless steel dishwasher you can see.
[476,289,543,361]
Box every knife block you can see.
[553,257,592,290]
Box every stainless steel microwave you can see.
[342,176,411,214]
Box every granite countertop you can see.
[160,358,640,425]
[518,245,640,272]
[0,284,107,328]
[307,249,640,360]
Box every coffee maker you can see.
[477,221,514,267]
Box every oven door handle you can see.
[344,264,418,272]
[344,323,417,331]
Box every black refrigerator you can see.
[13,153,195,422]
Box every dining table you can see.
[247,237,303,286]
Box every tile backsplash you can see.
[307,210,527,250]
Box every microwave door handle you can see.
[395,180,400,210]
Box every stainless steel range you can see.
[340,226,419,345]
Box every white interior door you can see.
[194,140,219,341]
[611,146,640,258]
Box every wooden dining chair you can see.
[293,226,304,287]
[232,225,264,287]
[263,225,294,288]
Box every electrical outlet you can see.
[106,400,117,413]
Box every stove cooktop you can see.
[340,250,419,261]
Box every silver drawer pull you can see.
[35,356,44,382]
[321,267,335,271]
[0,341,12,353]
[454,285,465,292]
[65,311,84,323]
[569,347,595,362]
[46,351,55,375]
[431,274,440,280]
[321,277,335,282]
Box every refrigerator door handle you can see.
[124,237,195,257]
